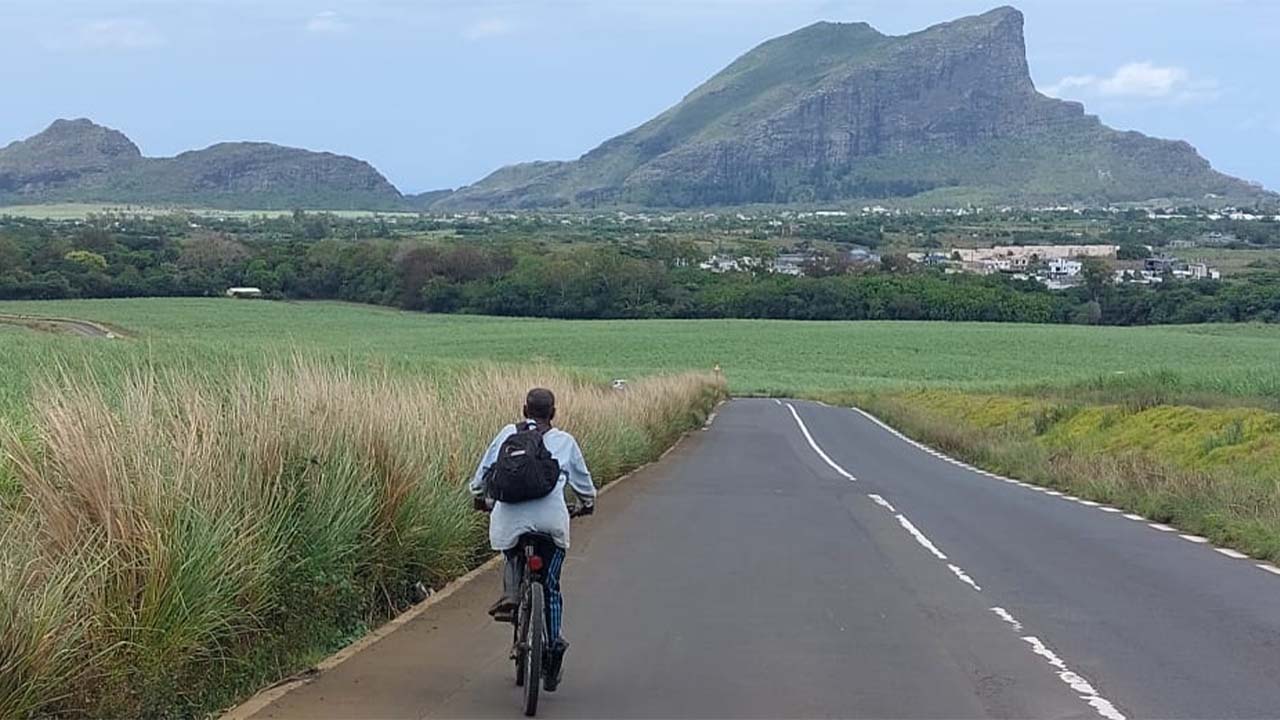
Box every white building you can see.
[1174,263,1222,281]
[1046,259,1083,277]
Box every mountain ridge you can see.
[435,6,1271,209]
[0,119,406,210]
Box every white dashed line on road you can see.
[1216,548,1249,559]
[803,403,1130,720]
[896,514,949,561]
[990,607,1023,632]
[867,493,896,512]
[948,564,982,591]
[1021,635,1127,720]
[1179,535,1210,544]
[1148,523,1177,532]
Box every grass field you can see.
[2,299,1280,408]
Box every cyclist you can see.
[470,387,595,691]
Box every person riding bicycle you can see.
[470,387,595,692]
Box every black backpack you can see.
[484,422,561,503]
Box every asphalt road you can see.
[246,399,1280,719]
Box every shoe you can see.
[543,638,569,692]
[488,597,517,622]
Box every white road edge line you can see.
[1122,513,1145,521]
[1216,548,1249,559]
[1022,635,1127,720]
[785,403,856,481]
[1179,535,1210,544]
[1148,523,1177,532]
[1257,564,1280,576]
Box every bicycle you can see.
[508,504,589,717]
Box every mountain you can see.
[0,119,404,210]
[437,7,1272,209]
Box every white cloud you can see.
[463,18,513,41]
[306,10,348,34]
[49,18,167,51]
[1043,62,1217,103]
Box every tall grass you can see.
[0,361,725,718]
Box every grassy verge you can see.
[0,361,726,719]
[852,387,1280,562]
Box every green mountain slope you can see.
[438,6,1271,209]
[0,120,405,210]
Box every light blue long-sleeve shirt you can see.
[470,423,596,550]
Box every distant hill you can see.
[0,119,405,210]
[437,6,1273,209]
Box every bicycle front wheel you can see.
[523,583,545,717]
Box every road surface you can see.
[245,399,1280,719]
[0,314,115,338]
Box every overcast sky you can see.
[2,0,1276,194]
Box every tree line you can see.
[2,214,1279,325]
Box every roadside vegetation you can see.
[0,361,724,718]
[852,375,1280,562]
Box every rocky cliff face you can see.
[439,6,1269,208]
[0,120,404,210]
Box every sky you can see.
[1,0,1276,194]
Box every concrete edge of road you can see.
[220,398,727,720]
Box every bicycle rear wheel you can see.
[523,583,545,717]
[513,603,527,687]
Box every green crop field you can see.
[3,298,1279,406]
